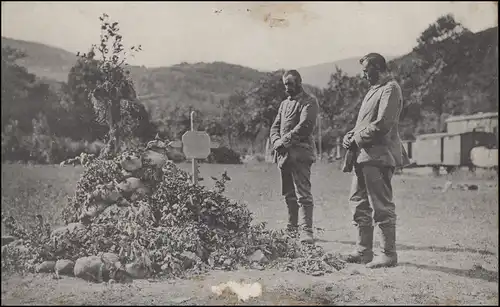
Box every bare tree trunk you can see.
[227,132,233,149]
[435,94,444,133]
[107,99,122,155]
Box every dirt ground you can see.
[1,162,498,305]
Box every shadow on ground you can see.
[331,240,496,256]
[398,262,499,283]
[317,239,498,283]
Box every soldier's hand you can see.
[277,147,288,155]
[342,133,354,149]
[342,139,351,149]
[273,139,285,151]
[274,140,288,155]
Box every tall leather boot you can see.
[343,226,374,264]
[299,205,314,244]
[366,223,398,268]
[285,198,299,236]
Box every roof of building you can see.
[445,112,499,123]
[416,132,454,139]
[416,131,494,140]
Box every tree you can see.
[412,14,472,131]
[120,99,157,143]
[66,58,108,141]
[73,13,142,156]
[153,104,191,141]
[415,14,470,54]
[30,113,55,164]
[242,70,288,152]
[319,67,369,152]
[213,92,248,149]
[1,46,54,133]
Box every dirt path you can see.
[2,240,498,306]
[2,163,498,305]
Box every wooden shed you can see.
[413,131,497,167]
[442,131,497,166]
[445,112,498,135]
[413,133,449,166]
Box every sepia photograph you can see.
[1,1,498,305]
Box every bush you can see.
[206,146,241,164]
[1,120,32,162]
[242,154,266,164]
[2,148,346,279]
[166,148,186,163]
[1,132,105,164]
[53,138,105,162]
[2,114,106,164]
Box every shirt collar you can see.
[288,89,305,101]
[370,72,394,90]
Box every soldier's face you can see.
[283,75,300,97]
[361,60,379,85]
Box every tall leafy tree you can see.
[1,46,54,133]
[242,70,288,151]
[66,57,108,141]
[319,66,369,152]
[412,14,472,131]
[71,13,143,156]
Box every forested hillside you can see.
[1,14,497,163]
[297,55,398,88]
[1,37,266,114]
[390,22,498,136]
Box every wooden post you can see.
[265,138,272,162]
[336,136,341,160]
[191,111,198,185]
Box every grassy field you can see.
[1,161,498,305]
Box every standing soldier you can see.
[270,70,319,243]
[342,53,410,268]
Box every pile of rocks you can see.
[2,146,345,282]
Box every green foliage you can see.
[1,43,108,163]
[394,16,497,135]
[66,57,108,141]
[314,15,497,142]
[206,146,242,164]
[2,150,346,277]
[317,67,369,151]
[1,119,31,161]
[73,13,143,155]
[1,14,497,162]
[415,14,471,56]
[214,91,249,148]
[120,99,158,141]
[1,46,56,133]
[1,214,53,272]
[246,70,288,128]
[210,70,289,153]
[1,126,105,164]
[29,114,55,163]
[0,37,78,82]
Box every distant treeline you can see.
[1,14,497,163]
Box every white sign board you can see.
[182,131,211,159]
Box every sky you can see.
[1,1,497,71]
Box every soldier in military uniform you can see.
[342,53,410,268]
[270,70,319,243]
